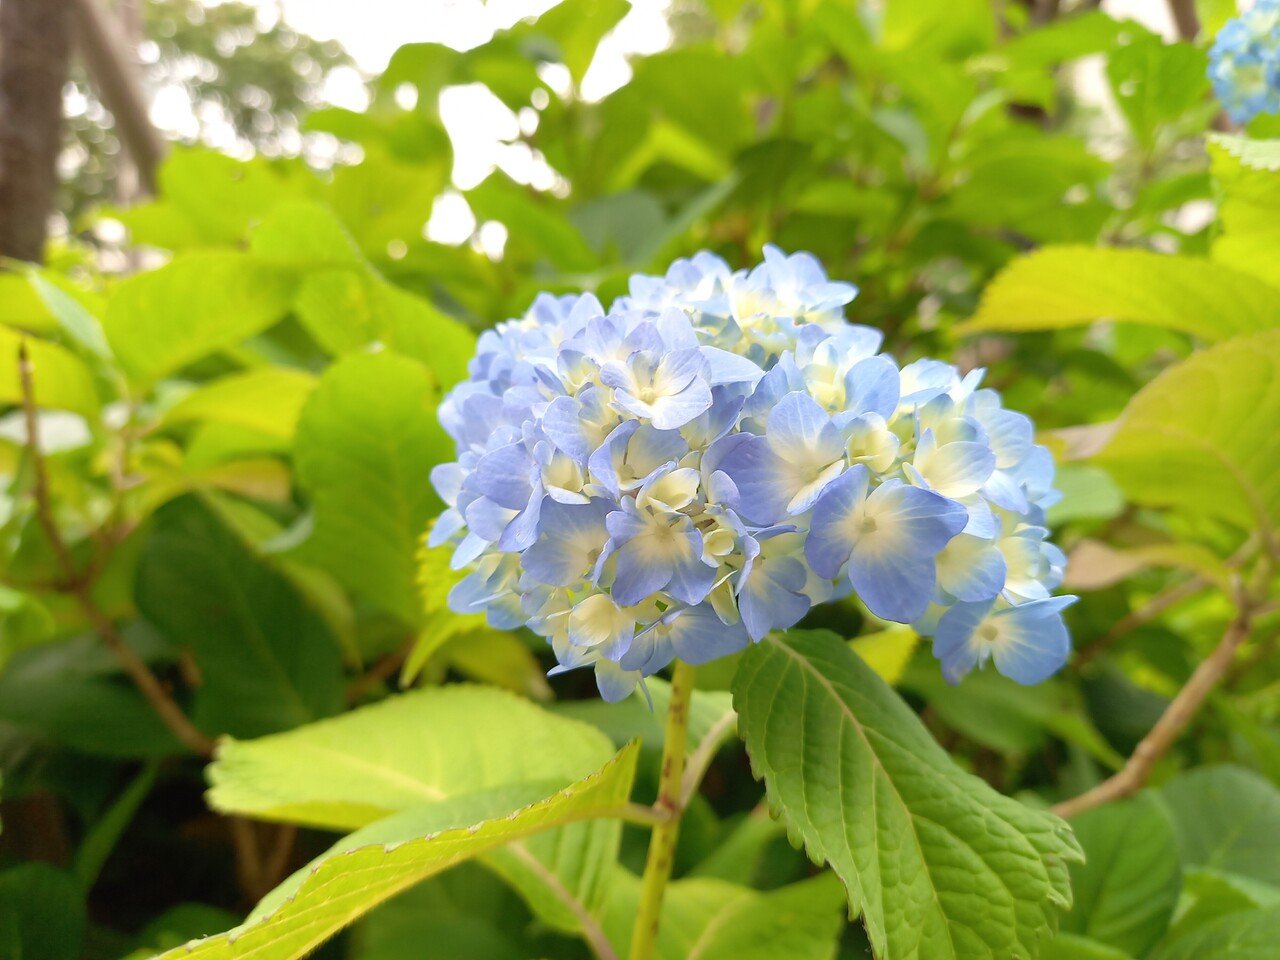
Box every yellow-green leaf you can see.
[963,246,1280,342]
[1095,329,1280,537]
[153,743,639,960]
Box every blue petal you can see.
[467,443,533,509]
[668,604,750,664]
[849,548,937,623]
[991,597,1076,684]
[766,391,843,465]
[932,601,991,683]
[936,534,1007,602]
[844,355,900,419]
[700,346,766,387]
[804,465,871,578]
[865,480,968,556]
[714,435,794,526]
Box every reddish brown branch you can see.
[1053,594,1254,819]
[18,343,214,757]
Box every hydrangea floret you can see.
[1209,0,1280,124]
[431,247,1075,701]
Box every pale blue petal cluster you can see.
[1209,0,1280,124]
[432,246,1075,700]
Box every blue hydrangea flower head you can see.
[432,246,1076,700]
[1209,0,1280,124]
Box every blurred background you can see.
[2,0,1279,958]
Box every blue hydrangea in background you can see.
[432,247,1076,700]
[1209,0,1280,124]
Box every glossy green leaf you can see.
[1040,933,1134,960]
[136,496,346,738]
[1094,329,1280,534]
[733,629,1081,960]
[1061,794,1181,955]
[964,247,1280,342]
[149,744,639,960]
[290,352,453,624]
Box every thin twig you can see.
[229,817,265,901]
[1052,590,1255,819]
[18,342,215,757]
[1165,0,1199,40]
[262,824,297,891]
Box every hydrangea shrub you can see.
[1210,0,1280,123]
[431,247,1075,700]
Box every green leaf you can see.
[290,352,454,624]
[136,495,346,738]
[601,872,847,960]
[73,761,160,890]
[467,176,598,273]
[1166,868,1280,942]
[523,0,629,85]
[0,864,86,960]
[1061,794,1181,956]
[1149,906,1280,960]
[1106,31,1208,147]
[208,685,620,933]
[1094,329,1280,535]
[208,686,615,829]
[0,584,54,670]
[162,367,317,440]
[0,328,99,415]
[1040,933,1134,960]
[732,629,1081,960]
[1046,465,1125,526]
[149,743,640,960]
[104,253,299,382]
[1209,135,1280,172]
[24,268,112,361]
[963,247,1280,342]
[0,636,182,757]
[1159,766,1280,887]
[1209,136,1280,287]
[351,866,531,960]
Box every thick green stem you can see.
[628,659,695,960]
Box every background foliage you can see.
[1,0,1279,958]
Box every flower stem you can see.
[629,658,695,960]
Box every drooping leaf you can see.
[207,686,615,828]
[290,352,453,625]
[1094,330,1280,534]
[149,744,639,960]
[600,872,847,960]
[732,629,1081,960]
[104,253,299,382]
[135,495,346,738]
[1061,794,1181,956]
[963,247,1280,342]
[208,686,621,933]
[1159,766,1280,887]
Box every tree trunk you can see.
[0,0,73,264]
